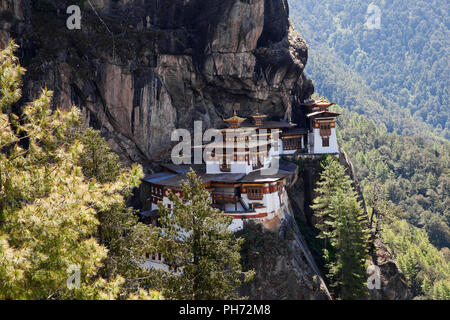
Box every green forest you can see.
[336,107,449,250]
[289,0,449,139]
[288,0,449,299]
[335,106,450,299]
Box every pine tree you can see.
[0,41,159,299]
[326,190,370,299]
[68,124,161,296]
[311,155,370,299]
[154,169,253,300]
[311,156,354,242]
[75,127,121,184]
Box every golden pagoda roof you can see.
[248,107,268,127]
[250,107,267,119]
[224,110,246,128]
[224,110,246,122]
[314,97,334,106]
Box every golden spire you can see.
[314,97,334,108]
[224,109,246,128]
[250,106,267,126]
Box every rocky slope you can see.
[238,188,332,300]
[238,216,331,300]
[1,0,313,166]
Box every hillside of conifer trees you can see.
[289,0,449,139]
[288,0,449,299]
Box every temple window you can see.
[320,123,332,136]
[283,137,301,150]
[247,187,263,200]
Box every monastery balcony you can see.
[218,197,271,220]
[211,191,239,203]
[223,209,254,214]
[223,203,265,215]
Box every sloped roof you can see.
[142,172,178,184]
[307,111,341,118]
[241,120,296,129]
[142,160,297,187]
[281,127,308,136]
[161,163,205,175]
[239,169,292,183]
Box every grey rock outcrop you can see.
[238,213,331,300]
[367,237,411,300]
[1,0,313,166]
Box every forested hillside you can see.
[288,1,449,298]
[335,106,449,249]
[289,0,449,139]
[334,106,450,299]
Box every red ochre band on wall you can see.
[226,212,268,219]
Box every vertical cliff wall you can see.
[238,192,332,300]
[1,0,313,166]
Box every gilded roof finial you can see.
[224,109,246,128]
[249,106,267,126]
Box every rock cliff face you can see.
[238,191,332,300]
[1,0,313,165]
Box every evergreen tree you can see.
[154,169,253,300]
[68,125,161,297]
[76,128,122,184]
[311,156,370,299]
[311,155,353,242]
[326,190,370,299]
[0,41,159,299]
